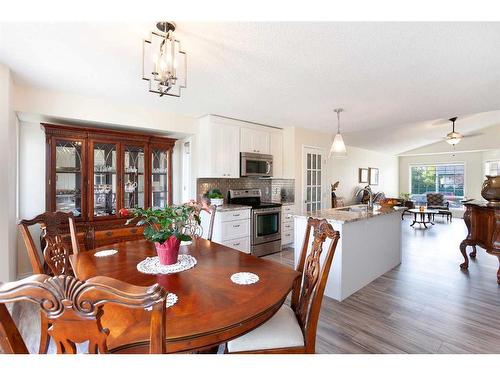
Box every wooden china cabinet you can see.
[43,123,176,242]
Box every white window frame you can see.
[408,162,467,201]
[484,159,500,177]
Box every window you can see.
[485,160,500,177]
[409,164,465,208]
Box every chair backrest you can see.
[183,205,217,241]
[426,193,444,206]
[291,217,340,353]
[206,205,217,241]
[0,274,167,354]
[19,212,75,276]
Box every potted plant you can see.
[119,201,206,265]
[206,188,224,206]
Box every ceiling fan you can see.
[445,117,463,145]
[441,116,483,145]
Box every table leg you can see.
[469,246,477,258]
[428,213,435,225]
[421,213,428,228]
[410,212,417,227]
[459,240,470,269]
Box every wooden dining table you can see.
[69,238,300,353]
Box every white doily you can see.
[137,254,197,275]
[230,272,259,285]
[145,293,178,311]
[94,249,118,257]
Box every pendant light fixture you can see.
[445,117,463,145]
[142,21,187,97]
[329,108,347,158]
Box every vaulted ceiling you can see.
[1,22,499,154]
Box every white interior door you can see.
[303,147,325,212]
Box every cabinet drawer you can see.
[282,205,294,222]
[220,219,250,241]
[218,209,251,222]
[282,221,294,232]
[221,237,250,254]
[282,229,294,245]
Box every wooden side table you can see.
[459,201,500,283]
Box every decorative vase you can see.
[155,237,181,265]
[481,175,500,206]
[210,198,224,206]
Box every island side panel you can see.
[338,212,402,300]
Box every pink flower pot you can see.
[155,237,181,265]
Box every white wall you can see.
[13,85,198,137]
[330,146,399,205]
[0,65,18,281]
[399,151,487,208]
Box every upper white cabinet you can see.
[197,116,240,178]
[197,115,284,179]
[240,127,270,154]
[270,131,283,178]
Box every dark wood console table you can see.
[459,201,500,283]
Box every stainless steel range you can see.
[228,189,281,257]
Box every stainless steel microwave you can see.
[240,152,273,178]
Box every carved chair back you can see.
[182,205,217,241]
[0,274,167,354]
[291,217,340,353]
[19,212,76,276]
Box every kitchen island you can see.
[294,205,402,301]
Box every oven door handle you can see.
[265,161,272,174]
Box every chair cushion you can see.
[426,193,445,206]
[227,304,304,353]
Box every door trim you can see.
[301,146,326,212]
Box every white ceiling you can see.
[1,22,500,154]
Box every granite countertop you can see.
[281,202,295,206]
[215,204,252,212]
[294,204,404,224]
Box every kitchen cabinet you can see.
[240,127,270,154]
[198,117,240,178]
[270,131,283,178]
[281,204,294,246]
[201,208,251,253]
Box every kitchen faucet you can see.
[356,187,374,211]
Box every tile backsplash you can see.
[197,178,295,204]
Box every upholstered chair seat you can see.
[226,218,340,354]
[227,304,304,352]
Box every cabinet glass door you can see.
[55,139,83,217]
[93,142,117,217]
[123,144,145,209]
[151,148,170,208]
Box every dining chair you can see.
[19,211,78,354]
[226,217,340,354]
[0,274,167,354]
[19,211,76,276]
[206,205,217,241]
[183,204,217,241]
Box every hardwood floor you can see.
[265,217,500,353]
[3,218,500,354]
